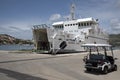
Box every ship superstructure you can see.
[32,4,109,54]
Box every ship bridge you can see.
[52,17,98,35]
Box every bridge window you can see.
[84,23,86,26]
[81,23,83,26]
[79,23,81,26]
[54,25,64,29]
[90,22,92,26]
[78,22,91,28]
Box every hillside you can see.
[0,34,33,45]
[109,34,120,46]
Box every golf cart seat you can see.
[89,54,104,60]
[106,56,114,64]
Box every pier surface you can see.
[0,50,120,80]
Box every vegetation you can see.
[109,34,120,47]
[0,34,33,45]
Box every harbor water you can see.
[0,44,120,51]
[0,44,34,51]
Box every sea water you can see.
[0,44,34,51]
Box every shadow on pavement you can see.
[84,70,114,75]
[0,68,47,80]
[84,70,102,75]
[0,55,70,64]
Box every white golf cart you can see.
[82,44,117,74]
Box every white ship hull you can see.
[32,27,108,54]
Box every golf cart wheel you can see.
[103,67,108,74]
[86,68,92,71]
[113,65,117,71]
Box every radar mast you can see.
[70,3,75,20]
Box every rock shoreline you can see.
[0,34,33,45]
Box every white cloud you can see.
[0,17,44,39]
[74,0,120,34]
[110,18,119,24]
[0,25,32,39]
[9,26,22,32]
[110,18,120,34]
[111,18,120,30]
[63,14,71,20]
[0,18,42,39]
[49,14,61,21]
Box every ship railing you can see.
[33,24,50,29]
[52,42,67,55]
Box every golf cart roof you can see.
[81,44,111,47]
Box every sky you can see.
[0,0,120,40]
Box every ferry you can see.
[32,4,109,54]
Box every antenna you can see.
[70,3,75,20]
